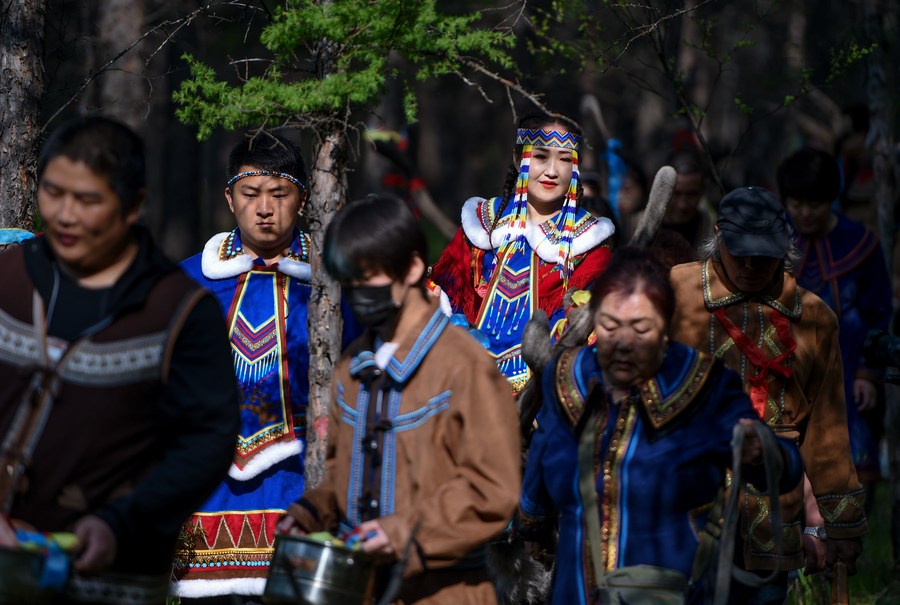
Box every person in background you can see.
[660,147,715,256]
[431,112,614,393]
[777,147,892,498]
[278,195,521,604]
[174,133,358,602]
[670,187,867,604]
[0,115,238,604]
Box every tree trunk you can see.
[0,0,46,230]
[97,0,147,130]
[864,0,896,269]
[304,129,348,489]
[865,0,899,567]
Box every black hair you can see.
[589,246,675,329]
[776,147,841,204]
[228,132,308,189]
[665,148,706,178]
[494,112,585,232]
[324,194,428,288]
[37,116,145,216]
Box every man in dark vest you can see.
[0,116,239,604]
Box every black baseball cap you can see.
[716,186,788,258]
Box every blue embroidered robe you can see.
[794,213,892,478]
[173,228,356,596]
[519,343,802,605]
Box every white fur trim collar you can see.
[228,439,303,481]
[278,257,311,281]
[460,197,614,262]
[201,232,311,281]
[173,577,267,597]
[460,197,491,249]
[201,232,253,279]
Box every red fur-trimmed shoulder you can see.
[569,244,611,292]
[431,228,480,323]
[534,245,611,318]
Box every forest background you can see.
[1,1,899,602]
[4,0,898,261]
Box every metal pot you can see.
[263,534,376,605]
[0,546,61,605]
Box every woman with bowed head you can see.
[431,112,615,393]
[518,247,803,604]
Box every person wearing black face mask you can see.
[343,283,401,341]
[277,194,522,604]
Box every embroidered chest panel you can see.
[339,380,452,527]
[0,307,166,387]
[476,251,537,391]
[228,271,294,461]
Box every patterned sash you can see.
[713,307,796,419]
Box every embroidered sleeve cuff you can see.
[817,489,868,539]
[286,499,325,534]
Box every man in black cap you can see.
[669,186,866,604]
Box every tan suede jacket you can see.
[287,302,521,604]
[670,259,866,571]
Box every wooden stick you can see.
[831,560,849,605]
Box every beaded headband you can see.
[226,170,306,191]
[493,136,581,284]
[515,128,580,150]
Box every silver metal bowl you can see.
[0,546,61,604]
[263,534,376,605]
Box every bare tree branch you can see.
[41,0,264,135]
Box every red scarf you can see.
[713,306,797,419]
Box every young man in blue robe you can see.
[174,134,356,600]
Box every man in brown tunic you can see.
[279,195,521,604]
[669,187,866,604]
[0,116,238,603]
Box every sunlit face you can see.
[664,172,704,225]
[226,165,305,261]
[594,288,668,389]
[784,196,834,238]
[38,156,139,279]
[526,131,575,214]
[718,236,783,295]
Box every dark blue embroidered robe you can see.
[520,343,802,605]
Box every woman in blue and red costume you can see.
[519,248,803,604]
[431,113,615,393]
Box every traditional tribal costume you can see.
[432,129,614,392]
[519,343,802,604]
[793,212,892,482]
[0,229,239,596]
[173,172,357,597]
[670,260,868,571]
[286,299,521,604]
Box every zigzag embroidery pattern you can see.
[230,314,279,384]
[495,264,530,302]
[515,128,580,150]
[195,511,279,550]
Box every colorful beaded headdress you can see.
[226,170,306,191]
[499,127,581,281]
[515,128,580,150]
